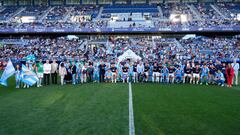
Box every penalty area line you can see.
[129,82,135,135]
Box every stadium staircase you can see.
[78,40,87,52]
[157,6,163,19]
[210,4,226,19]
[63,7,74,22]
[84,41,89,54]
[187,4,201,20]
[9,7,26,21]
[106,40,113,55]
[78,40,90,55]
[174,38,184,49]
[38,7,53,22]
[96,6,104,20]
[152,37,156,48]
[129,38,137,47]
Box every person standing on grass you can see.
[158,63,163,83]
[183,64,192,84]
[137,62,144,82]
[226,63,234,87]
[43,60,51,85]
[76,63,82,84]
[23,63,31,88]
[71,62,77,85]
[129,63,134,83]
[152,62,159,83]
[144,63,150,82]
[87,64,94,82]
[192,64,201,84]
[51,59,58,84]
[231,59,239,86]
[32,63,38,87]
[132,62,138,83]
[59,63,67,86]
[65,60,71,83]
[81,63,87,83]
[15,64,21,89]
[99,62,106,83]
[200,64,209,85]
[36,59,44,87]
[93,64,99,83]
[117,62,123,82]
[161,65,169,83]
[168,65,175,84]
[110,63,118,83]
[221,63,227,83]
[122,64,129,83]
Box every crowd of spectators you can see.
[0,3,239,29]
[0,35,239,64]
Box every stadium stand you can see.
[0,35,239,63]
[0,2,239,32]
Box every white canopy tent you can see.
[118,49,142,62]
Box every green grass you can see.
[0,81,129,135]
[133,83,240,135]
[0,72,240,135]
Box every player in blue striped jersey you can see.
[175,66,183,83]
[161,65,169,83]
[200,64,210,85]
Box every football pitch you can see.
[0,77,240,135]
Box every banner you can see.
[0,60,15,86]
[0,26,239,34]
[21,64,39,86]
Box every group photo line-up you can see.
[1,57,239,89]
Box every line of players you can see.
[102,60,238,87]
[22,59,238,88]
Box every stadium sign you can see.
[0,26,240,34]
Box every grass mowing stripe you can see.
[129,83,135,135]
[133,83,240,135]
[0,83,129,135]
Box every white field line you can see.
[129,82,135,135]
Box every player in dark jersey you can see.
[209,64,216,84]
[158,63,163,83]
[132,62,138,83]
[168,65,176,83]
[110,63,118,83]
[122,64,129,83]
[98,62,106,82]
[152,62,159,83]
[144,63,150,82]
[221,63,227,83]
[192,64,201,84]
[183,64,192,83]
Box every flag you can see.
[26,54,36,62]
[21,64,39,86]
[0,59,15,86]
